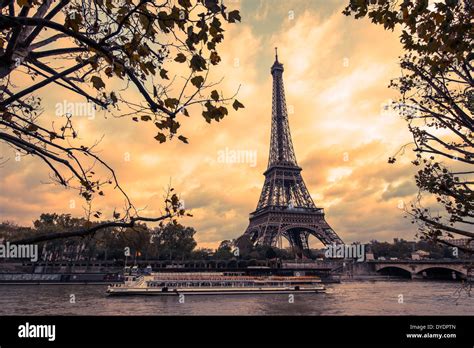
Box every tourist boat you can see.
[106,272,325,296]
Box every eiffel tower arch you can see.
[240,49,343,258]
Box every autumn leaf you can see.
[160,68,169,80]
[210,90,219,101]
[218,106,228,116]
[154,132,167,143]
[207,41,216,50]
[228,10,241,23]
[1,112,13,122]
[174,53,187,63]
[110,92,118,104]
[232,99,244,111]
[178,135,189,144]
[64,12,83,32]
[91,76,105,90]
[190,54,207,72]
[190,75,204,88]
[210,51,221,65]
[25,124,38,132]
[164,98,179,109]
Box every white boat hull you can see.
[107,272,326,296]
[106,286,325,296]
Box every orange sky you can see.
[0,0,424,249]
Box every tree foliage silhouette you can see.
[344,0,473,252]
[0,0,243,242]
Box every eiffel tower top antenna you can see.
[275,47,278,61]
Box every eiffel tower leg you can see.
[243,227,259,244]
[296,231,311,259]
[258,226,278,247]
[308,227,343,246]
[284,229,310,259]
[300,231,311,259]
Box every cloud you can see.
[381,180,418,201]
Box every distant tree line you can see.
[0,213,295,262]
[366,238,468,260]
[0,213,197,262]
[0,214,470,262]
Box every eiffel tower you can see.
[240,49,343,258]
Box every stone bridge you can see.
[369,260,473,280]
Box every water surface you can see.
[0,281,472,315]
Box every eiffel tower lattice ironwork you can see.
[240,49,343,258]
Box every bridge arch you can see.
[415,265,467,275]
[376,265,413,278]
[415,266,467,280]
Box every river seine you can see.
[0,280,472,315]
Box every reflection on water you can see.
[0,281,472,315]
